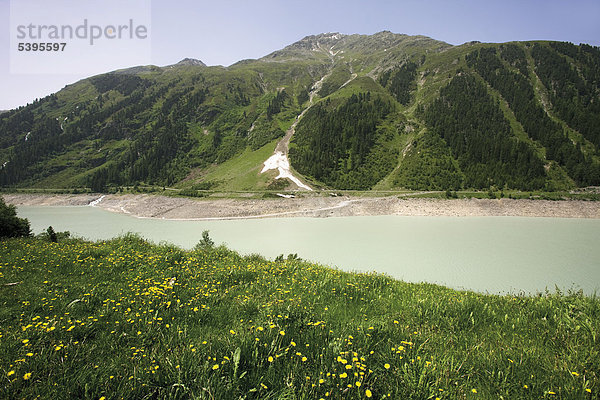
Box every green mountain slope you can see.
[1,32,599,191]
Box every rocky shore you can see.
[5,193,600,219]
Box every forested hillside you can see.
[290,93,396,190]
[0,32,599,192]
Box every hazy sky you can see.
[1,0,599,110]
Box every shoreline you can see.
[5,193,600,220]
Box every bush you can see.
[37,226,71,242]
[0,196,31,238]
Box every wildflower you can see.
[586,389,591,393]
[339,372,347,378]
[472,389,477,394]
[523,385,528,389]
[23,372,32,380]
[212,364,219,370]
[268,356,274,363]
[279,330,285,336]
[260,383,268,389]
[572,372,579,377]
[365,389,372,398]
[548,391,556,395]
[356,381,361,387]
[301,356,307,362]
[384,363,390,370]
[229,330,236,335]
[7,370,15,377]
[26,353,33,357]
[100,397,106,400]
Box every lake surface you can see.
[17,205,600,295]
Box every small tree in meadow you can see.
[194,230,215,251]
[47,226,58,242]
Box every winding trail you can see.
[118,199,358,221]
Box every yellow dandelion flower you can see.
[339,372,347,378]
[365,389,372,398]
[472,388,477,394]
[356,381,361,387]
[212,364,219,370]
[572,371,579,377]
[99,397,106,400]
[549,391,556,395]
[229,330,236,335]
[523,385,528,389]
[7,370,15,377]
[268,356,274,363]
[301,356,307,362]
[586,388,591,393]
[279,330,285,336]
[384,363,390,369]
[23,372,32,380]
[26,353,33,357]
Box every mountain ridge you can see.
[1,32,599,192]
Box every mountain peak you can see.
[261,31,450,61]
[287,32,346,51]
[174,58,206,67]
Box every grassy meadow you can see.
[0,235,598,399]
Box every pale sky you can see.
[1,0,599,110]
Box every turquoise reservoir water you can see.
[17,205,600,295]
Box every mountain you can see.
[1,32,599,191]
[172,58,206,67]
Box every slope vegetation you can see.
[1,33,599,191]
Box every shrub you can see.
[0,196,31,238]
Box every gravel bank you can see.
[5,193,600,219]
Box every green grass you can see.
[0,236,598,399]
[188,140,279,191]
